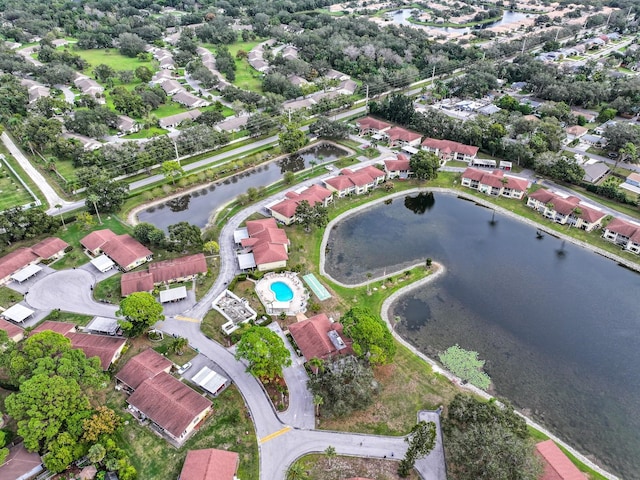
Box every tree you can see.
[161,160,184,185]
[409,150,440,180]
[76,211,96,230]
[340,307,396,365]
[235,326,292,380]
[307,356,378,418]
[87,443,107,465]
[203,240,219,255]
[118,33,146,58]
[116,292,165,337]
[55,203,66,229]
[287,462,309,480]
[443,394,541,480]
[279,124,307,153]
[85,178,129,213]
[439,345,491,390]
[617,142,638,172]
[167,222,203,252]
[82,406,122,443]
[398,421,437,477]
[283,171,296,185]
[308,117,350,140]
[135,66,153,83]
[94,64,115,83]
[87,193,102,225]
[295,200,329,233]
[170,336,189,355]
[133,222,165,247]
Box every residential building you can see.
[62,133,102,151]
[582,162,609,184]
[337,79,358,95]
[30,237,69,260]
[80,229,153,271]
[323,165,386,197]
[625,172,640,188]
[384,154,412,179]
[421,138,479,162]
[461,168,530,199]
[602,218,640,254]
[173,91,210,108]
[535,440,587,480]
[127,372,212,444]
[565,125,588,142]
[159,110,202,129]
[0,318,25,342]
[355,117,391,136]
[594,120,616,135]
[288,313,352,362]
[581,134,606,147]
[527,189,606,232]
[325,69,350,82]
[215,115,248,133]
[0,444,43,480]
[74,75,104,99]
[267,184,333,225]
[116,349,172,393]
[386,126,422,148]
[160,79,184,96]
[179,449,239,480]
[121,253,208,296]
[117,115,139,134]
[32,320,76,336]
[234,218,290,271]
[0,248,39,285]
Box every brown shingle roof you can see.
[535,440,586,480]
[121,271,155,296]
[0,444,42,480]
[385,155,411,172]
[180,449,239,480]
[127,372,212,438]
[0,318,24,342]
[116,349,172,390]
[421,137,479,156]
[101,234,152,269]
[0,248,39,281]
[80,229,118,252]
[149,253,208,284]
[30,237,69,259]
[356,116,391,131]
[462,168,529,192]
[288,313,351,361]
[386,126,422,143]
[66,332,127,370]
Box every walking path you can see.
[1,132,72,213]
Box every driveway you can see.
[25,269,118,317]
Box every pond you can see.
[325,192,640,479]
[387,9,534,34]
[137,143,348,231]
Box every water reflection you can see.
[404,192,435,215]
[166,195,191,212]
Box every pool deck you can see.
[255,272,309,315]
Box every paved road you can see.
[563,145,640,173]
[1,132,72,213]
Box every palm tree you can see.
[170,336,189,355]
[313,394,324,417]
[55,203,66,229]
[366,272,373,294]
[308,357,324,376]
[87,193,102,225]
[286,463,308,480]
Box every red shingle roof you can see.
[80,229,118,252]
[535,440,586,480]
[385,155,411,172]
[421,138,479,156]
[386,126,422,143]
[605,217,640,243]
[356,116,391,131]
[325,166,384,192]
[66,332,126,370]
[288,313,351,361]
[245,218,278,236]
[180,449,239,480]
[462,168,529,192]
[530,190,603,222]
[271,184,333,221]
[120,271,155,296]
[30,237,69,260]
[252,242,288,265]
[149,253,208,284]
[116,349,173,390]
[0,248,39,281]
[101,234,153,269]
[32,320,76,335]
[0,318,24,341]
[127,372,211,439]
[242,218,290,267]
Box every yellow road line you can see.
[259,426,291,444]
[174,315,200,323]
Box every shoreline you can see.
[319,187,622,480]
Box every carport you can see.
[90,254,115,273]
[191,366,229,396]
[10,264,42,283]
[1,304,35,323]
[159,286,187,303]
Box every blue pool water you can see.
[270,281,294,302]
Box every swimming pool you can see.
[270,281,294,302]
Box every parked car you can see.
[177,362,192,375]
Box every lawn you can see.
[153,101,189,118]
[233,59,263,93]
[291,453,419,480]
[94,273,123,301]
[123,127,169,139]
[0,147,41,210]
[0,286,23,309]
[41,310,93,326]
[52,215,132,270]
[74,48,155,73]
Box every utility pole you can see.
[555,28,560,42]
[521,37,526,55]
[605,10,612,28]
[365,84,369,113]
[172,137,180,166]
[288,108,292,123]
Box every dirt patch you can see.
[298,454,420,480]
[262,375,289,412]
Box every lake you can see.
[324,192,640,479]
[138,143,348,231]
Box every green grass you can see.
[0,158,35,211]
[52,215,132,270]
[0,143,44,209]
[153,101,189,118]
[108,385,258,480]
[0,286,23,309]
[94,273,123,301]
[123,127,169,139]
[152,338,198,365]
[41,310,93,326]
[74,48,155,73]
[233,59,263,93]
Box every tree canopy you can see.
[235,325,292,380]
[340,307,396,365]
[409,150,440,181]
[116,292,165,337]
[295,200,329,232]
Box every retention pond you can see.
[325,192,640,479]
